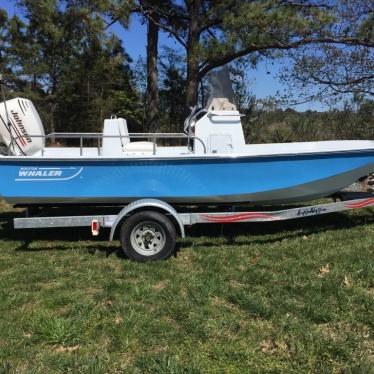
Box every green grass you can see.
[0,204,373,373]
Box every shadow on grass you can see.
[13,238,124,258]
[1,208,373,257]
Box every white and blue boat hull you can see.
[1,149,374,205]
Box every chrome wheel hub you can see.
[130,221,166,256]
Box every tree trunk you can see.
[185,0,201,113]
[146,14,159,132]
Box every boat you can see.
[0,69,373,207]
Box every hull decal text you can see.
[15,167,83,181]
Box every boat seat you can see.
[123,141,155,153]
[102,118,156,155]
[102,118,130,156]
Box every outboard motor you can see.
[0,98,45,155]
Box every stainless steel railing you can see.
[7,132,207,156]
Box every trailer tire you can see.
[120,211,177,262]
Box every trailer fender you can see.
[109,199,185,240]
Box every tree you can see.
[1,0,138,133]
[159,48,186,132]
[145,8,160,131]
[0,9,13,82]
[108,0,172,131]
[138,0,373,111]
[277,1,373,106]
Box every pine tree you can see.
[1,0,139,133]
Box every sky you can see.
[1,0,327,111]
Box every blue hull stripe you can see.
[1,151,374,204]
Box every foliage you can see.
[137,0,373,109]
[158,48,187,133]
[0,1,138,133]
[278,0,374,105]
[285,45,373,100]
[244,98,374,143]
[0,0,373,138]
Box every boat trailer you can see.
[13,194,374,262]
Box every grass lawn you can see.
[0,203,373,373]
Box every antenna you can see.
[0,74,15,154]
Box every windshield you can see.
[206,66,237,111]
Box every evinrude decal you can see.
[15,167,83,181]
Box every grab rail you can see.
[184,109,208,134]
[7,132,207,156]
[183,108,245,135]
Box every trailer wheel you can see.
[120,211,177,262]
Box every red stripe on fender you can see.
[345,198,374,209]
[201,212,277,223]
[202,212,275,219]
